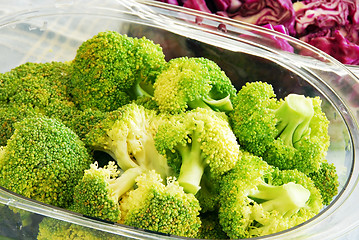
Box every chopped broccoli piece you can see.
[0,117,93,208]
[0,61,71,107]
[120,170,201,238]
[153,57,236,114]
[85,103,171,179]
[229,81,330,174]
[155,108,240,194]
[70,31,166,111]
[308,161,339,206]
[72,161,143,223]
[218,152,323,239]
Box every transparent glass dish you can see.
[0,1,359,239]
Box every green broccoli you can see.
[0,117,93,208]
[0,61,71,107]
[308,161,339,206]
[153,57,237,114]
[72,161,143,223]
[229,81,330,174]
[37,217,121,240]
[85,103,171,179]
[70,31,166,111]
[155,108,240,194]
[120,170,201,238]
[218,152,323,239]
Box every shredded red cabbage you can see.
[155,0,359,65]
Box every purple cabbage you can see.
[294,0,359,64]
[156,0,359,65]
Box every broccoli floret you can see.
[153,57,236,114]
[308,161,339,205]
[85,103,171,179]
[37,217,119,240]
[155,108,240,194]
[120,170,201,238]
[70,31,166,111]
[218,152,323,239]
[0,61,71,107]
[72,161,143,223]
[0,117,93,208]
[229,81,330,174]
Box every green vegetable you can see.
[85,102,171,179]
[70,31,166,111]
[120,170,201,238]
[155,108,240,194]
[229,81,330,174]
[218,152,323,239]
[0,117,92,208]
[153,57,236,114]
[72,161,143,223]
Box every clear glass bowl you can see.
[0,1,359,239]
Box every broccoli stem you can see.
[274,94,314,147]
[176,134,205,194]
[188,95,233,112]
[132,134,170,179]
[248,182,310,218]
[108,167,144,202]
[130,83,154,99]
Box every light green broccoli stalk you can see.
[218,152,323,239]
[155,108,241,194]
[274,94,314,147]
[72,161,143,223]
[120,170,201,238]
[85,103,171,179]
[153,57,237,114]
[70,31,166,111]
[0,117,93,209]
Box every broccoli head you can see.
[0,61,71,107]
[0,117,93,208]
[85,103,171,179]
[70,31,166,111]
[120,170,201,238]
[308,161,339,206]
[229,81,330,174]
[153,57,237,114]
[72,161,143,223]
[218,152,323,238]
[155,108,240,194]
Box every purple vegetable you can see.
[300,30,359,65]
[294,0,359,64]
[216,0,296,34]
